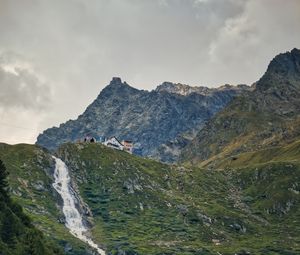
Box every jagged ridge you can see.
[36,77,249,162]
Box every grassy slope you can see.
[0,142,299,254]
[225,161,300,254]
[0,166,63,255]
[58,143,300,255]
[200,138,300,169]
[0,143,92,255]
[199,138,300,254]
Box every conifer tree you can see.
[0,160,8,194]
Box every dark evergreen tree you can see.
[0,160,8,194]
[1,209,18,246]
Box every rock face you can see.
[156,81,249,96]
[181,48,300,164]
[36,77,249,161]
[257,48,300,92]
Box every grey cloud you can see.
[206,0,300,84]
[0,60,50,110]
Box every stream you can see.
[52,156,106,255]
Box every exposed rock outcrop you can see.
[36,78,249,162]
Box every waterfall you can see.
[52,156,106,255]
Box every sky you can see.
[0,0,299,144]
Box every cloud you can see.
[207,0,300,84]
[0,51,51,144]
[0,107,46,144]
[0,52,51,110]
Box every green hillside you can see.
[0,141,298,254]
[57,143,300,255]
[200,139,300,169]
[0,143,96,255]
[0,158,63,255]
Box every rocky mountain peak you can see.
[108,77,124,86]
[291,47,300,55]
[105,77,133,89]
[267,48,300,76]
[181,48,300,164]
[257,48,300,90]
[98,77,140,100]
[156,81,250,96]
[36,77,245,159]
[156,82,212,96]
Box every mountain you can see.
[1,142,299,254]
[2,49,300,255]
[36,77,249,162]
[181,48,300,165]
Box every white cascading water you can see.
[52,156,106,255]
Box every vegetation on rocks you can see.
[0,137,299,254]
[0,143,99,255]
[0,158,63,255]
[181,48,300,164]
[57,142,300,255]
